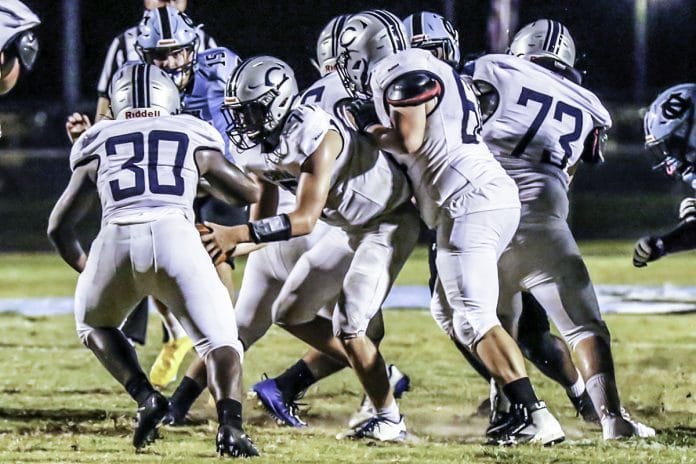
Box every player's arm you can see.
[195,148,260,205]
[633,216,696,267]
[46,159,98,273]
[249,175,279,221]
[200,130,341,264]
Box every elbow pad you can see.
[386,71,442,107]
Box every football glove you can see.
[678,197,696,222]
[632,236,666,268]
[346,99,379,133]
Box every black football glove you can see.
[346,99,379,133]
[632,236,666,268]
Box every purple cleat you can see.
[252,376,306,428]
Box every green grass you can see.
[0,311,694,463]
[3,241,696,298]
[1,242,695,462]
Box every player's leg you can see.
[516,292,597,422]
[335,206,419,441]
[167,242,285,425]
[148,298,194,388]
[152,215,257,456]
[522,223,653,439]
[437,206,564,446]
[75,224,167,449]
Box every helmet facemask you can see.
[646,112,696,183]
[137,38,198,90]
[336,51,370,99]
[223,89,283,150]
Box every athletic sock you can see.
[376,398,400,423]
[502,377,539,409]
[566,369,586,398]
[586,372,622,419]
[125,373,155,405]
[274,360,316,401]
[170,376,206,418]
[216,398,243,429]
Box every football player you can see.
[634,83,696,266]
[338,10,565,445]
[472,19,654,440]
[47,63,259,456]
[166,15,411,431]
[201,55,420,441]
[65,4,228,389]
[404,11,597,426]
[93,0,216,123]
[0,0,39,95]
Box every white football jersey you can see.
[70,114,224,225]
[474,54,612,187]
[299,72,354,123]
[241,104,411,229]
[370,48,514,227]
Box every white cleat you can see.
[602,409,656,440]
[337,415,407,442]
[496,402,565,446]
[347,364,411,429]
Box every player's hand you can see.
[197,221,239,266]
[678,197,696,222]
[632,236,666,268]
[65,113,91,144]
[346,99,379,133]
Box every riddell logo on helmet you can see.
[125,108,161,118]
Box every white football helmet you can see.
[644,83,696,185]
[509,19,575,67]
[313,14,349,77]
[403,11,460,66]
[337,10,408,97]
[109,63,181,120]
[135,5,199,89]
[223,56,298,150]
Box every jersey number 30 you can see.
[105,131,188,200]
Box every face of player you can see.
[0,52,20,96]
[143,0,187,12]
[150,47,194,90]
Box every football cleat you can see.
[216,425,260,457]
[568,390,600,424]
[601,409,656,440]
[162,401,187,427]
[338,415,407,442]
[251,376,306,428]
[133,391,169,449]
[348,364,411,429]
[149,336,194,388]
[493,402,565,446]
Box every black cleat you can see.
[569,390,600,424]
[216,425,260,457]
[133,391,169,449]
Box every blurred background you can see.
[1,0,695,251]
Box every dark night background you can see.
[4,0,696,105]
[0,0,695,249]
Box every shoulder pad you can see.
[283,105,332,158]
[386,71,443,107]
[197,47,241,80]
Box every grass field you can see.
[0,242,695,463]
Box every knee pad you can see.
[195,337,244,363]
[564,319,611,350]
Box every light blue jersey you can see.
[181,47,241,161]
